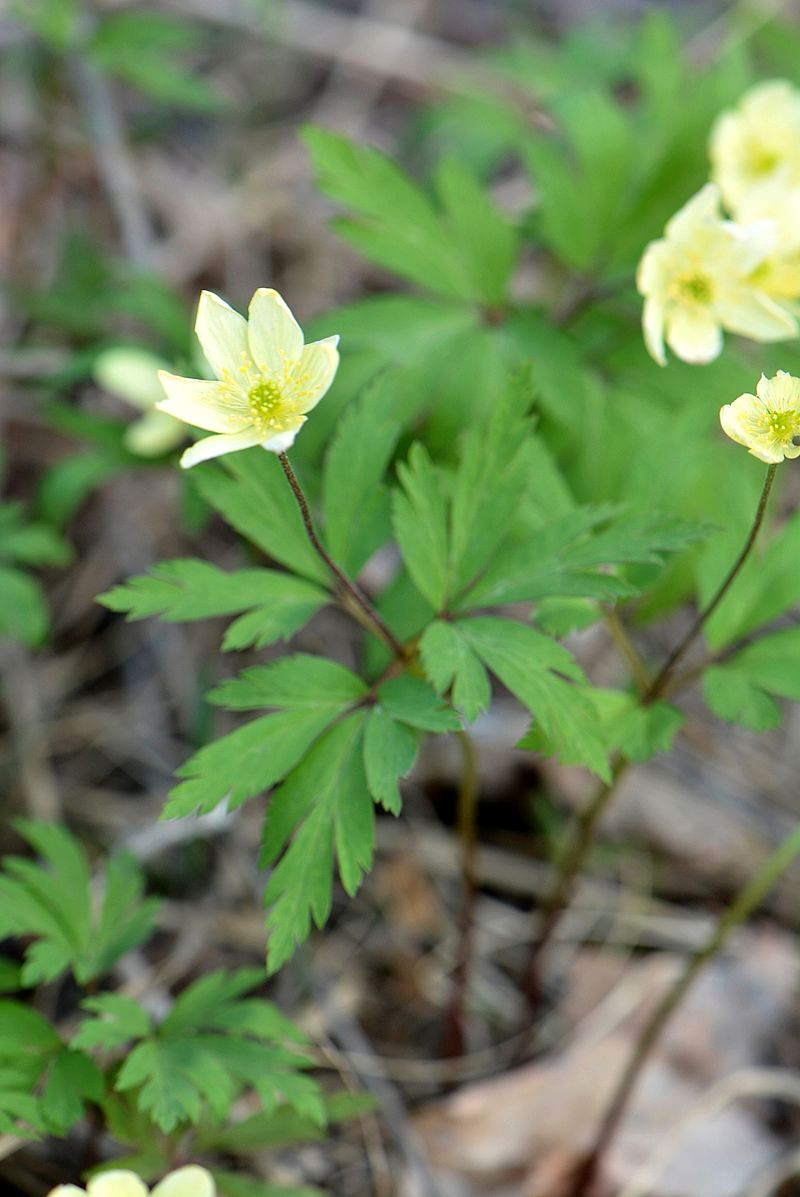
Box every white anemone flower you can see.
[720,370,800,464]
[710,80,800,213]
[636,184,796,366]
[47,1164,215,1197]
[157,289,339,469]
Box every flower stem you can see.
[278,453,409,661]
[441,729,480,1059]
[645,463,777,701]
[520,464,778,1020]
[568,817,800,1197]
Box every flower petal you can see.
[86,1172,149,1197]
[195,291,249,382]
[125,410,186,457]
[720,398,756,449]
[261,425,304,454]
[718,291,797,341]
[642,297,667,366]
[665,183,721,240]
[247,288,304,376]
[151,1166,215,1197]
[665,307,723,364]
[93,348,169,410]
[180,429,263,469]
[157,372,250,433]
[46,1188,86,1197]
[286,337,340,413]
[756,369,800,410]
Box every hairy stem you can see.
[441,729,480,1059]
[278,453,409,660]
[521,464,778,1019]
[568,818,800,1196]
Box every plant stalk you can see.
[520,464,778,1019]
[278,453,409,661]
[441,729,480,1059]
[568,817,800,1197]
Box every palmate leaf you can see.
[0,566,50,646]
[459,617,611,779]
[420,620,492,722]
[459,506,709,609]
[363,707,418,815]
[391,377,534,613]
[166,656,367,819]
[261,714,373,973]
[82,968,321,1134]
[703,627,800,732]
[304,126,518,304]
[0,822,159,985]
[322,376,402,576]
[98,559,328,652]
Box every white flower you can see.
[636,184,796,366]
[93,347,187,458]
[720,370,800,464]
[47,1164,215,1197]
[710,80,800,213]
[157,289,339,469]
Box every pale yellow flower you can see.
[720,370,800,463]
[710,80,800,213]
[47,1164,215,1197]
[636,184,796,366]
[157,289,339,469]
[93,347,187,458]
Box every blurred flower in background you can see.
[636,183,794,365]
[92,347,187,458]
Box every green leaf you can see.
[377,674,461,732]
[165,710,342,819]
[89,12,222,111]
[448,374,532,597]
[589,689,685,762]
[110,969,317,1133]
[194,451,329,585]
[99,560,327,652]
[460,617,610,779]
[433,156,518,305]
[90,853,161,979]
[703,627,800,731]
[460,507,709,609]
[304,126,469,298]
[0,824,158,986]
[214,1174,322,1197]
[322,376,401,575]
[0,959,22,993]
[262,714,371,972]
[73,994,152,1051]
[0,567,50,646]
[0,821,91,983]
[0,1001,61,1057]
[0,507,71,567]
[209,655,367,713]
[363,707,417,814]
[419,620,491,722]
[41,1049,104,1134]
[392,444,449,609]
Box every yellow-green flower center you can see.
[248,379,292,435]
[746,143,779,179]
[675,272,713,304]
[765,409,799,442]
